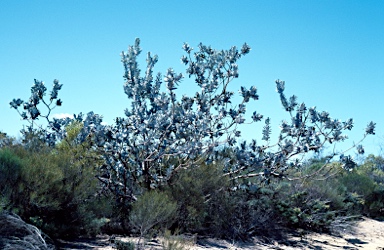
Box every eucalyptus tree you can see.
[10,38,375,203]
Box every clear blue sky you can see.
[1,1,383,156]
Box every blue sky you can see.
[1,1,383,156]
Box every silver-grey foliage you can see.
[10,38,375,202]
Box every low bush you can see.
[344,155,384,219]
[166,163,229,234]
[274,189,336,232]
[167,163,279,240]
[0,126,110,239]
[129,190,178,238]
[161,229,196,250]
[0,148,24,212]
[115,239,135,250]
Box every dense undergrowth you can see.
[1,131,384,245]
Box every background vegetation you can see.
[1,127,383,242]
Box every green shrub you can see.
[262,163,345,233]
[166,163,280,240]
[365,188,384,219]
[0,148,26,211]
[274,188,336,232]
[161,229,195,250]
[207,190,271,240]
[0,126,110,239]
[340,171,376,198]
[269,157,383,232]
[129,190,177,238]
[167,163,229,234]
[343,156,384,219]
[115,239,135,250]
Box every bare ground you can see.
[57,217,384,249]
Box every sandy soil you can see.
[58,217,384,249]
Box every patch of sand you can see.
[59,217,384,249]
